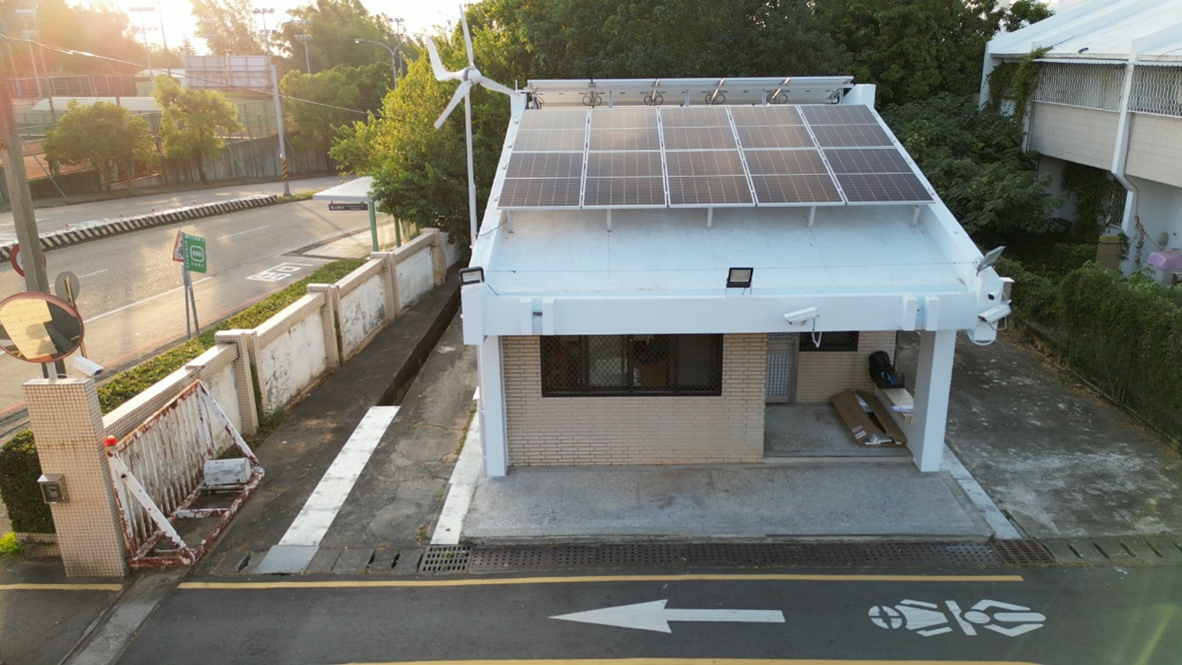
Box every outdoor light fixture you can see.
[460,267,485,285]
[976,245,1006,274]
[726,267,753,289]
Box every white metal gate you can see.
[106,381,263,567]
[766,333,798,403]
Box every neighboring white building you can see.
[462,77,1011,477]
[981,0,1182,280]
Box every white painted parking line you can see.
[277,406,400,548]
[432,392,482,545]
[246,262,314,282]
[78,268,109,279]
[217,225,271,240]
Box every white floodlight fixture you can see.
[460,267,485,285]
[976,245,1006,275]
[726,267,753,289]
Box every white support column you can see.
[478,336,509,477]
[910,329,956,472]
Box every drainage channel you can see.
[418,540,1059,574]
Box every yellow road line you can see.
[0,583,122,591]
[344,659,1043,665]
[181,572,1023,590]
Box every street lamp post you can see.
[129,5,157,80]
[295,34,312,73]
[252,7,275,53]
[354,38,404,89]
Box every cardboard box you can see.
[830,389,908,447]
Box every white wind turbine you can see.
[426,8,519,245]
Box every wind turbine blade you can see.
[425,38,450,81]
[460,5,475,67]
[479,77,515,96]
[435,81,471,130]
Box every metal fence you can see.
[1129,64,1182,118]
[1033,62,1127,111]
[105,381,263,567]
[8,74,137,99]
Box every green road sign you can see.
[183,234,207,273]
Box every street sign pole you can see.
[182,264,192,339]
[368,200,379,251]
[189,268,200,332]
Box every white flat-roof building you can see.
[981,0,1182,280]
[461,78,1011,477]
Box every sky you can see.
[114,1,459,52]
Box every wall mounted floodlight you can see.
[977,245,1006,274]
[726,267,754,289]
[460,267,485,285]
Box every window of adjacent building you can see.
[541,334,723,396]
[799,331,859,352]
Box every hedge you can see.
[0,258,364,535]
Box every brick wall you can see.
[502,334,767,466]
[794,331,897,402]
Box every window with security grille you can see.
[541,334,723,396]
[799,331,859,352]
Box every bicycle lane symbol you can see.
[870,599,1047,637]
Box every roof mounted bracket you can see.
[911,205,921,228]
[808,206,817,229]
[606,209,612,233]
[707,207,714,229]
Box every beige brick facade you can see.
[502,334,767,466]
[794,331,898,402]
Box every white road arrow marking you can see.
[551,600,786,634]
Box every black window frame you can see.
[540,334,723,397]
[798,331,860,352]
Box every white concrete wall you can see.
[1029,103,1119,170]
[1127,177,1182,263]
[255,295,330,414]
[397,243,434,308]
[337,261,390,359]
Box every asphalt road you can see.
[115,565,1181,665]
[0,197,373,422]
[0,175,349,243]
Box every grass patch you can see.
[277,192,315,204]
[0,532,23,559]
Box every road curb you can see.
[0,194,278,262]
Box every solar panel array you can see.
[498,104,933,209]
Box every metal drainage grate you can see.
[463,541,1016,573]
[992,540,1056,566]
[419,545,472,573]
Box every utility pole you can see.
[0,35,49,294]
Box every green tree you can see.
[276,0,399,75]
[190,0,264,55]
[883,94,1059,246]
[151,76,244,185]
[281,63,388,151]
[11,0,144,76]
[43,101,156,193]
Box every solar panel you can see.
[513,129,587,152]
[663,126,737,150]
[668,175,752,206]
[836,173,932,203]
[809,123,892,148]
[586,152,663,178]
[589,108,657,129]
[800,104,877,125]
[823,148,912,174]
[744,149,828,175]
[665,150,745,177]
[735,124,815,149]
[584,177,666,207]
[751,175,842,205]
[518,109,588,130]
[588,127,661,151]
[506,152,584,179]
[499,178,582,208]
[659,107,730,128]
[731,105,803,126]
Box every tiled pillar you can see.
[306,285,341,369]
[910,329,956,473]
[23,378,127,577]
[428,229,447,286]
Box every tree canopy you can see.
[43,101,155,192]
[151,76,244,185]
[190,0,265,55]
[274,0,400,75]
[281,63,388,150]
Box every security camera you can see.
[783,307,819,325]
[978,304,1011,324]
[72,356,105,377]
